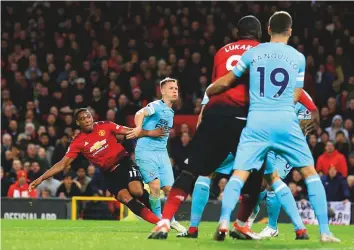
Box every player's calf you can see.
[137,189,152,210]
[148,179,163,217]
[300,165,337,239]
[161,171,196,220]
[128,180,152,209]
[264,172,306,233]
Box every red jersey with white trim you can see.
[65,121,128,171]
[299,89,317,112]
[205,40,260,116]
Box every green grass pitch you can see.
[2,220,354,250]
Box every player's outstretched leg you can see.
[177,176,211,238]
[300,167,340,243]
[259,191,281,238]
[118,189,160,224]
[148,171,195,240]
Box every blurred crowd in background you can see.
[1,2,354,204]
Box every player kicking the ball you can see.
[208,11,340,243]
[29,108,164,224]
[129,77,186,234]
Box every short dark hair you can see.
[321,131,329,137]
[160,77,177,88]
[40,133,49,138]
[74,108,89,121]
[237,15,262,41]
[336,131,345,137]
[269,11,292,35]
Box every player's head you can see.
[237,15,262,41]
[268,11,292,38]
[75,108,94,133]
[160,77,178,102]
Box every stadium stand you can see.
[1,2,354,209]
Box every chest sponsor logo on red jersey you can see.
[98,130,106,136]
[89,139,107,153]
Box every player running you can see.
[29,108,164,224]
[208,11,340,243]
[129,77,186,234]
[148,15,264,240]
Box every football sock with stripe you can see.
[271,180,305,231]
[126,199,160,224]
[162,171,194,220]
[305,174,330,235]
[149,195,162,218]
[266,190,281,230]
[190,176,211,228]
[219,176,244,224]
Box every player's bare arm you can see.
[119,125,166,139]
[206,71,237,97]
[128,127,167,139]
[127,108,150,139]
[29,156,74,192]
[196,105,206,129]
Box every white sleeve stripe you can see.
[146,105,155,114]
[298,72,305,76]
[236,64,245,72]
[238,60,246,68]
[303,90,313,100]
[296,77,304,81]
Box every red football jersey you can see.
[65,121,128,171]
[208,40,260,107]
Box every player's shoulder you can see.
[92,121,115,131]
[284,45,305,60]
[94,121,114,127]
[94,121,111,125]
[147,100,165,111]
[70,131,84,145]
[148,100,162,106]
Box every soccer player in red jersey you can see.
[177,17,263,240]
[148,15,264,240]
[29,108,164,224]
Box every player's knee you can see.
[149,179,161,197]
[130,188,144,198]
[231,169,250,182]
[299,165,317,179]
[264,171,280,185]
[117,190,133,204]
[174,170,196,194]
[127,181,144,197]
[162,185,171,195]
